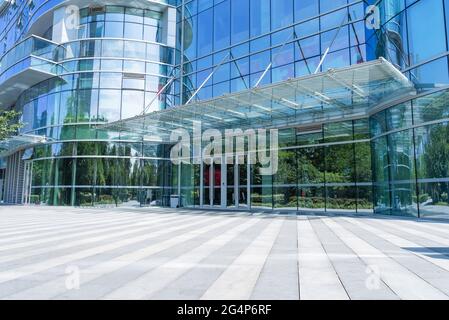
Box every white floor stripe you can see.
[297,217,349,300]
[0,219,85,230]
[0,211,143,228]
[0,216,225,285]
[323,218,448,300]
[0,218,114,232]
[0,214,151,242]
[0,213,182,251]
[200,219,283,300]
[0,214,194,263]
[0,214,164,239]
[373,219,449,247]
[0,215,183,251]
[5,216,241,299]
[103,217,261,300]
[377,216,449,235]
[342,217,449,274]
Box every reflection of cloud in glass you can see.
[98,90,121,122]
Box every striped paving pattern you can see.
[1,206,449,300]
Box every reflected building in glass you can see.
[0,0,448,220]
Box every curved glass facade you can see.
[18,37,175,129]
[373,0,449,85]
[0,3,178,206]
[368,0,449,218]
[0,1,176,56]
[371,88,449,219]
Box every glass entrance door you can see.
[225,154,250,209]
[201,155,250,209]
[226,156,236,208]
[238,155,249,208]
[203,163,211,206]
[202,158,225,207]
[212,162,221,206]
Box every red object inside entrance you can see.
[204,165,221,186]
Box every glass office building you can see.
[0,0,448,220]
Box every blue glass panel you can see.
[408,57,449,88]
[105,6,124,22]
[230,76,249,92]
[320,8,348,30]
[212,80,230,96]
[104,21,124,38]
[231,0,249,44]
[271,0,293,30]
[250,0,270,37]
[250,35,270,53]
[198,0,214,12]
[184,14,197,60]
[213,62,230,84]
[197,8,213,56]
[294,18,319,38]
[320,0,347,13]
[272,43,294,67]
[321,27,349,53]
[124,23,143,40]
[231,42,249,59]
[321,48,350,71]
[294,0,319,22]
[125,8,144,24]
[272,64,294,82]
[186,0,198,16]
[214,0,230,50]
[250,50,270,73]
[295,57,319,77]
[296,35,320,59]
[272,28,292,47]
[230,57,250,78]
[407,0,446,64]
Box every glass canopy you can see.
[101,58,414,142]
[0,134,48,157]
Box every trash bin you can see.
[170,195,180,208]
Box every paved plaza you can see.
[0,206,449,300]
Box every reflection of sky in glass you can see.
[407,0,446,64]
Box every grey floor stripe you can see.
[251,218,299,300]
[337,218,449,297]
[309,218,398,300]
[149,218,271,300]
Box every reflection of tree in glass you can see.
[421,124,449,206]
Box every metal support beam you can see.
[254,32,295,87]
[230,52,249,89]
[314,14,348,74]
[293,30,312,75]
[186,52,231,104]
[143,76,177,115]
[142,65,179,115]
